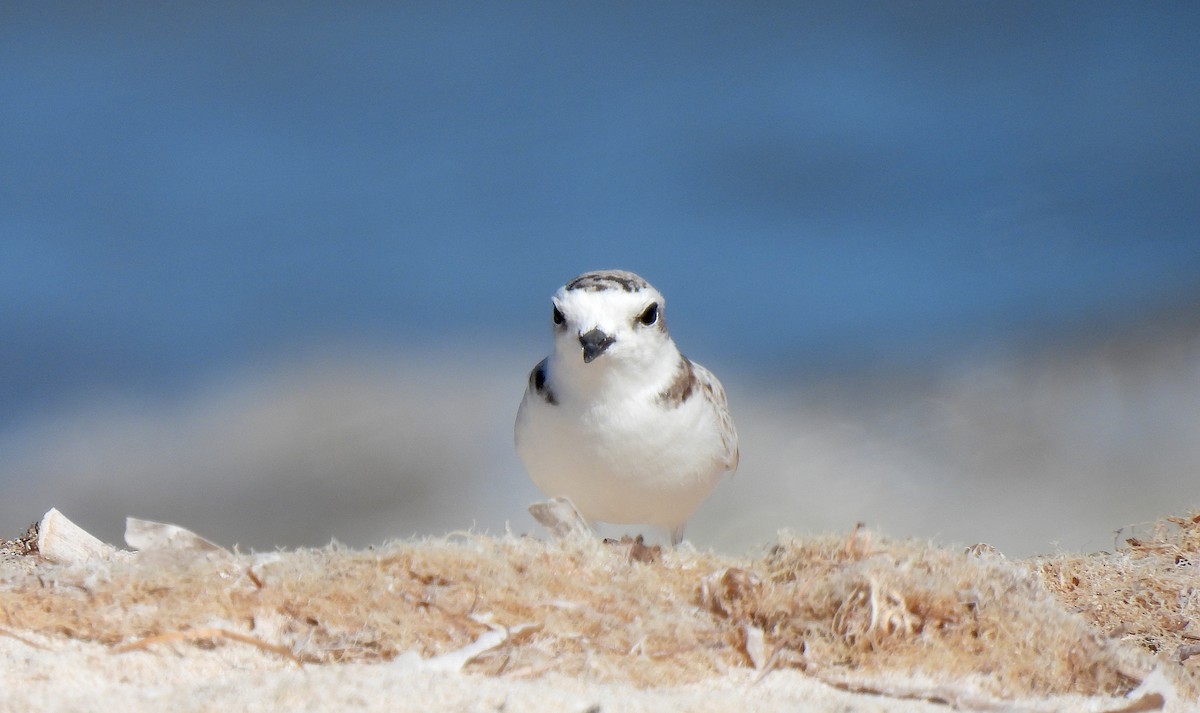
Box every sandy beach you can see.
[2,508,1195,712]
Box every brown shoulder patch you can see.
[657,357,695,407]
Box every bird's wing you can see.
[690,360,739,473]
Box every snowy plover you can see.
[515,270,739,544]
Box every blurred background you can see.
[2,2,1198,557]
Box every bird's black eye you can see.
[552,305,565,326]
[637,302,659,326]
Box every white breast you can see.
[514,379,728,531]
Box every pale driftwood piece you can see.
[528,497,592,541]
[0,627,48,650]
[743,625,765,671]
[124,518,228,554]
[112,627,301,666]
[1112,667,1181,713]
[427,627,512,671]
[1097,693,1166,713]
[36,508,118,565]
[802,664,1166,713]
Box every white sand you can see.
[1,633,1174,713]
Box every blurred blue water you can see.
[3,2,1199,426]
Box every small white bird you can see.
[515,270,739,545]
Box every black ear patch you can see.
[529,358,557,405]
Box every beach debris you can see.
[697,567,762,618]
[0,627,48,650]
[601,534,661,564]
[417,623,536,673]
[742,624,766,670]
[125,517,229,555]
[528,497,592,540]
[112,627,302,665]
[0,522,40,557]
[29,509,231,565]
[1111,666,1180,713]
[36,508,119,565]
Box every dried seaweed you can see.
[1,511,1198,703]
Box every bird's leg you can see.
[669,524,686,546]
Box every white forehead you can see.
[552,281,664,327]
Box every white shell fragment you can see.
[125,517,228,554]
[36,508,118,565]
